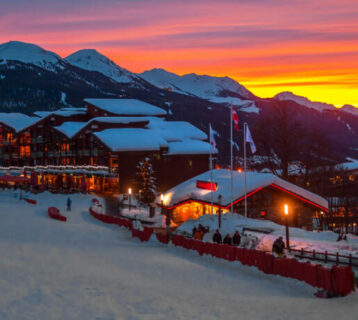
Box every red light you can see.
[261,210,267,217]
[196,180,217,191]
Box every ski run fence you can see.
[89,204,355,297]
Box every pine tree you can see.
[136,157,157,204]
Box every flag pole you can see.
[209,124,213,215]
[230,106,233,214]
[244,122,247,218]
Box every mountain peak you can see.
[66,49,135,83]
[0,40,62,68]
[139,68,254,101]
[274,91,336,112]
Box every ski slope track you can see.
[0,191,357,320]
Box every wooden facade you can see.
[0,101,212,193]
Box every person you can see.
[232,231,241,246]
[67,197,72,211]
[272,236,285,256]
[198,224,209,234]
[192,227,198,238]
[212,229,222,244]
[223,233,232,246]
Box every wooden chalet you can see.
[159,169,328,229]
[0,99,215,193]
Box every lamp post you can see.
[218,194,222,229]
[284,204,290,249]
[128,187,132,211]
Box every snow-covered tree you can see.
[136,157,157,204]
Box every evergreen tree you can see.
[136,157,157,204]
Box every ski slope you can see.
[0,191,356,320]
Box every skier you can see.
[212,229,222,244]
[232,231,241,246]
[67,197,72,211]
[272,236,285,257]
[223,234,232,246]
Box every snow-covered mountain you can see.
[139,68,257,111]
[340,104,358,117]
[0,41,65,71]
[274,91,336,112]
[66,49,138,84]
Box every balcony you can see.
[37,152,43,158]
[48,152,54,157]
[83,150,90,156]
[31,152,37,158]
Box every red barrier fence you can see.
[48,207,66,222]
[24,198,37,205]
[89,206,354,296]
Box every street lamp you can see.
[218,194,222,229]
[128,187,132,211]
[284,204,290,249]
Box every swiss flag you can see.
[232,107,239,132]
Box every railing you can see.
[288,247,358,267]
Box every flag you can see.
[232,107,239,132]
[209,123,216,151]
[245,125,256,153]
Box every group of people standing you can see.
[212,229,241,246]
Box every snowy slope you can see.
[0,41,63,71]
[139,68,255,107]
[340,104,358,117]
[274,91,336,112]
[66,49,137,84]
[0,190,357,320]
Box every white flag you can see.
[209,123,216,151]
[245,125,256,154]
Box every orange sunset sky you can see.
[1,0,358,107]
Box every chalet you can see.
[159,169,328,229]
[0,99,215,193]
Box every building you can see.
[159,169,328,228]
[0,99,215,193]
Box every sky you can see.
[1,0,358,107]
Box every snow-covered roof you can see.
[167,140,215,155]
[89,116,163,125]
[147,121,207,141]
[161,169,328,210]
[84,99,167,116]
[54,122,87,139]
[33,109,87,118]
[0,113,38,133]
[93,128,168,152]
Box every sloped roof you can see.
[54,122,87,139]
[93,128,168,152]
[0,113,38,133]
[147,121,207,141]
[167,140,215,155]
[84,98,167,116]
[161,169,328,210]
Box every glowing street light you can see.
[160,194,164,206]
[284,204,290,249]
[128,187,132,211]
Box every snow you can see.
[167,140,215,155]
[94,128,168,152]
[340,104,358,117]
[60,92,67,105]
[0,190,357,319]
[210,97,260,114]
[147,120,207,141]
[33,109,87,118]
[90,116,163,125]
[160,169,328,209]
[177,213,358,258]
[0,113,38,132]
[84,98,167,116]
[275,91,336,112]
[66,49,136,84]
[54,122,87,139]
[0,41,62,70]
[139,68,252,100]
